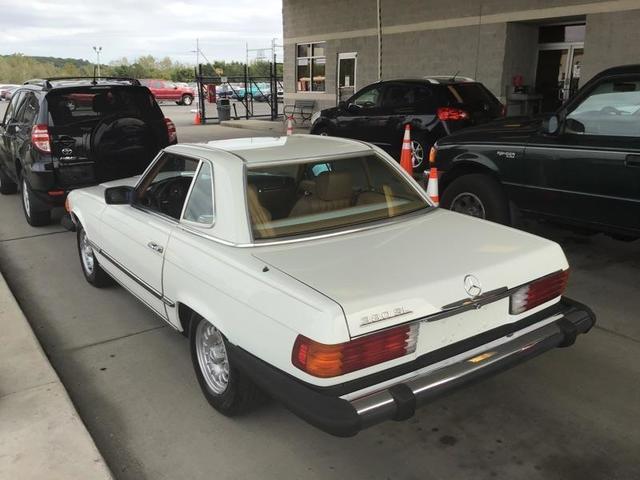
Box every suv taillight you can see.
[31,124,51,153]
[292,324,418,378]
[165,118,177,144]
[510,270,570,315]
[437,107,469,121]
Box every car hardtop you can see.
[164,135,375,165]
[381,76,478,85]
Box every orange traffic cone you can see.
[193,110,201,125]
[399,124,413,175]
[286,116,293,136]
[426,146,439,206]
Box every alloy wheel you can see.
[79,229,95,275]
[22,178,31,218]
[411,140,425,169]
[450,192,487,219]
[195,321,230,395]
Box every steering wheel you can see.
[149,177,191,218]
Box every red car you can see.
[140,79,194,106]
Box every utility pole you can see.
[92,46,102,77]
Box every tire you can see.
[0,168,17,194]
[181,95,193,106]
[441,173,511,225]
[189,313,260,416]
[20,176,51,226]
[312,124,330,136]
[77,224,113,287]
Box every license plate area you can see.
[416,298,511,355]
[57,163,96,186]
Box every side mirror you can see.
[105,186,133,205]
[542,115,560,135]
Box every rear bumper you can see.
[229,297,595,437]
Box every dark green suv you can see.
[434,65,640,239]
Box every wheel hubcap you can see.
[450,192,487,219]
[22,179,30,218]
[195,322,229,395]
[411,141,424,168]
[79,230,95,275]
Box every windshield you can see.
[247,154,429,240]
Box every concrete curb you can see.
[220,119,310,134]
[0,271,114,480]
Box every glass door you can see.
[535,44,584,112]
[337,52,357,103]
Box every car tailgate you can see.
[253,209,568,347]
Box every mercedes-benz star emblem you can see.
[464,274,482,299]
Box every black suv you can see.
[310,77,504,171]
[434,65,640,239]
[0,77,177,226]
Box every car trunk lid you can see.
[253,210,568,344]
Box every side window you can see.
[566,79,640,137]
[183,162,214,225]
[17,94,39,126]
[134,152,199,220]
[351,86,382,109]
[382,84,415,110]
[414,86,436,113]
[2,91,25,124]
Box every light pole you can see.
[92,46,102,77]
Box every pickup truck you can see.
[66,135,595,436]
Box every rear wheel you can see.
[190,313,260,416]
[441,174,511,225]
[0,168,17,194]
[410,137,429,171]
[181,94,193,106]
[21,177,51,226]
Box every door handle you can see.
[625,155,640,168]
[147,241,164,254]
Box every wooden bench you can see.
[283,99,316,125]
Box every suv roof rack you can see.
[23,77,141,90]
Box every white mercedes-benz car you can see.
[66,135,595,436]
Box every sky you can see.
[0,0,283,64]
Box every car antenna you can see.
[450,71,459,82]
[92,66,98,85]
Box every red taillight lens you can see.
[437,107,469,121]
[165,118,177,144]
[292,324,418,378]
[31,124,51,153]
[510,270,570,315]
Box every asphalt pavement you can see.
[0,100,639,480]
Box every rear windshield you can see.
[445,83,501,111]
[247,154,429,240]
[46,86,160,127]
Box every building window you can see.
[296,42,326,92]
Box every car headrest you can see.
[315,172,353,201]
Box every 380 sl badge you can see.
[360,306,412,326]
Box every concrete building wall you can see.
[282,0,640,112]
[581,9,640,82]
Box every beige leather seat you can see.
[247,184,275,237]
[290,172,353,217]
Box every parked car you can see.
[310,77,504,170]
[0,77,177,226]
[433,64,640,239]
[140,79,195,106]
[66,135,594,437]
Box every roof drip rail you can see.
[24,77,142,88]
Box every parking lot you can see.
[1,101,639,480]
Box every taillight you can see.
[31,124,51,153]
[165,118,177,144]
[428,146,437,164]
[510,270,570,315]
[437,107,469,121]
[292,324,419,378]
